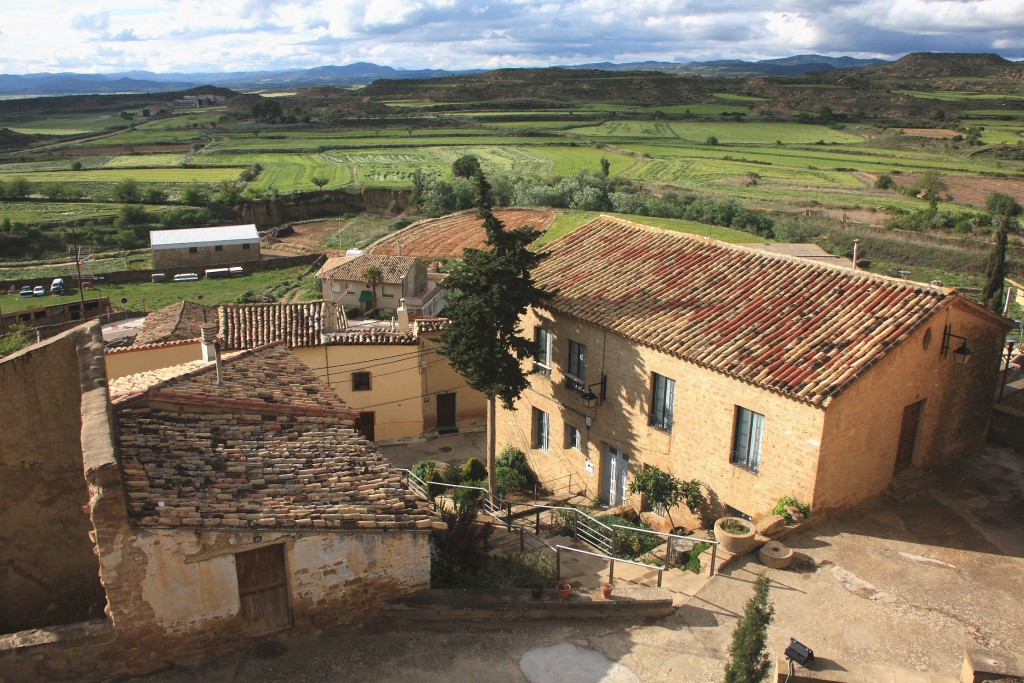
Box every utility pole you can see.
[71,228,86,322]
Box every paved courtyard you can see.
[132,444,1024,683]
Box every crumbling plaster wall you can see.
[0,323,107,633]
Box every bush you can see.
[462,457,487,482]
[453,479,487,507]
[430,500,494,587]
[411,459,438,496]
[486,552,555,588]
[495,466,528,497]
[682,541,711,574]
[442,459,463,485]
[496,445,527,472]
[770,496,811,524]
[724,573,774,683]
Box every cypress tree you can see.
[438,170,550,497]
[982,193,1021,313]
[723,573,775,683]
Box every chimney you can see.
[398,298,410,334]
[201,323,217,362]
[201,323,227,386]
[852,239,859,271]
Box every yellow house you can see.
[495,216,1009,520]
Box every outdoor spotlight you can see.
[784,638,814,666]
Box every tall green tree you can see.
[438,170,551,498]
[724,573,775,683]
[364,266,383,312]
[982,192,1022,312]
[452,154,481,178]
[111,177,141,204]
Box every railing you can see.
[610,524,719,577]
[533,471,575,500]
[555,545,664,588]
[397,469,716,578]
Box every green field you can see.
[0,167,242,184]
[4,114,128,135]
[104,154,188,168]
[0,265,309,314]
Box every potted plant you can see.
[556,581,571,600]
[531,585,543,600]
[600,581,614,599]
[714,516,757,554]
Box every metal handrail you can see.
[555,544,664,588]
[610,524,719,576]
[534,471,574,499]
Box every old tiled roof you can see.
[321,254,418,284]
[413,318,448,335]
[323,329,417,345]
[535,215,971,407]
[134,300,214,347]
[114,345,436,530]
[219,301,324,349]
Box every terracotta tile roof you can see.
[219,301,324,349]
[535,215,974,407]
[413,318,448,335]
[114,345,436,530]
[133,300,214,347]
[744,243,855,269]
[106,337,201,356]
[323,329,417,345]
[320,254,419,284]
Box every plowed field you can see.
[369,208,557,259]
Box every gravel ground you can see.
[131,444,1024,683]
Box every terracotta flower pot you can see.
[556,582,571,600]
[713,516,757,554]
[600,583,613,599]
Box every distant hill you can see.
[866,52,1023,79]
[0,55,887,96]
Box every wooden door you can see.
[437,393,457,434]
[357,411,375,441]
[894,400,924,474]
[235,545,290,634]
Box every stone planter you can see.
[714,516,757,554]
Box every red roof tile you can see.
[219,301,324,349]
[320,254,418,284]
[535,216,969,406]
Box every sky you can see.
[1,0,1023,75]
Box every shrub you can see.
[770,496,811,524]
[486,552,555,588]
[453,479,486,507]
[496,445,527,472]
[724,573,774,683]
[462,457,487,482]
[683,541,711,574]
[442,459,463,485]
[411,459,440,497]
[495,466,528,497]
[430,500,494,587]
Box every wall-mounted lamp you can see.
[941,324,971,365]
[580,375,607,408]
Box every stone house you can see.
[0,326,438,681]
[150,224,261,270]
[104,300,487,441]
[494,216,1009,520]
[318,254,445,316]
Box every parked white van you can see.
[50,278,65,295]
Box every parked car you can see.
[19,286,33,297]
[50,278,65,295]
[32,286,45,296]
[172,273,199,282]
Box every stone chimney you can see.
[398,298,410,334]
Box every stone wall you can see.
[152,242,261,270]
[0,324,106,633]
[817,301,1007,513]
[494,308,825,520]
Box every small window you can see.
[649,373,675,432]
[242,243,251,250]
[382,285,396,298]
[566,339,586,391]
[188,246,198,254]
[731,406,764,474]
[533,408,550,451]
[566,424,582,451]
[215,245,223,252]
[352,372,371,391]
[534,327,552,376]
[331,282,341,293]
[346,282,358,294]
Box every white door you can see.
[602,444,628,506]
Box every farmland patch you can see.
[369,208,557,259]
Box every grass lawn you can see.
[535,210,767,247]
[0,265,309,314]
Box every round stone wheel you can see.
[758,541,794,569]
